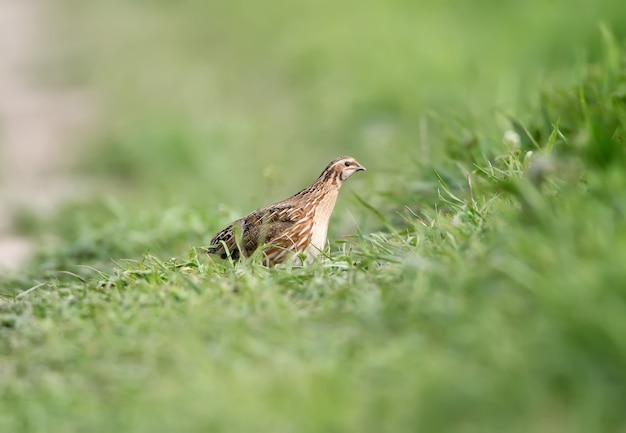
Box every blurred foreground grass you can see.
[2,0,626,432]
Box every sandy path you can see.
[0,0,93,270]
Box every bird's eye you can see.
[344,161,351,167]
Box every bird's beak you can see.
[356,164,366,172]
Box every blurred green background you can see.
[58,0,626,203]
[42,0,626,263]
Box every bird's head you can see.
[321,156,366,184]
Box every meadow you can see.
[2,0,626,431]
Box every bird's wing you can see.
[258,204,315,264]
[207,203,314,263]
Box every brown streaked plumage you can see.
[207,156,366,266]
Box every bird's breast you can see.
[308,189,339,253]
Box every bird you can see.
[206,156,366,266]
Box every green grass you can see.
[2,1,626,432]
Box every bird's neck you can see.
[314,185,340,218]
[293,170,342,200]
[316,167,342,187]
